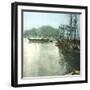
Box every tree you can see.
[58,25,66,40]
[73,15,78,40]
[23,26,59,40]
[58,14,78,41]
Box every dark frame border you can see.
[11,2,88,87]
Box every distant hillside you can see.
[23,26,59,39]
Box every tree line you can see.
[23,14,80,41]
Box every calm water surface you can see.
[23,39,80,77]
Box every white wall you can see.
[0,0,89,89]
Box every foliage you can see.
[58,14,79,40]
[23,14,79,41]
[23,26,59,39]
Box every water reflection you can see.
[23,38,80,77]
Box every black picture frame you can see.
[11,2,88,87]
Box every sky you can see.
[23,11,80,31]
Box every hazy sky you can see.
[23,11,80,31]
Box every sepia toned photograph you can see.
[22,11,80,77]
